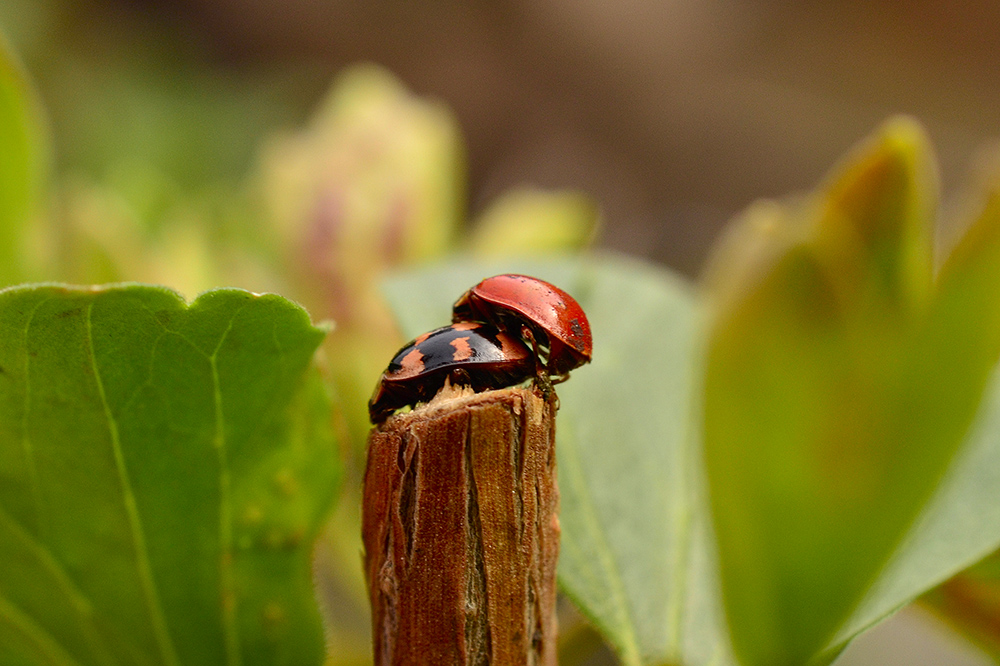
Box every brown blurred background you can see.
[8,0,1000,278]
[117,0,1000,276]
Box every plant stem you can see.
[362,385,559,665]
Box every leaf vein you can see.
[0,505,116,666]
[0,593,86,666]
[115,329,169,418]
[560,435,642,666]
[85,303,180,666]
[209,305,252,666]
[20,294,52,536]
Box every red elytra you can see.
[452,274,592,377]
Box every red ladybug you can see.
[368,321,535,423]
[452,274,592,378]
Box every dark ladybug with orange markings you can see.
[452,274,592,379]
[368,321,535,424]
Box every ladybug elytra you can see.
[452,274,592,378]
[368,321,535,423]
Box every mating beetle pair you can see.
[368,274,593,424]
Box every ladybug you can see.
[368,321,536,424]
[452,274,592,379]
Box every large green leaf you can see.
[704,117,1000,666]
[838,149,1000,661]
[0,32,47,284]
[0,285,339,665]
[551,260,720,666]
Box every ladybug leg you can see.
[521,324,562,406]
[520,325,547,376]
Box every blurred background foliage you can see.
[4,1,1000,665]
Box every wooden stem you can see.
[362,385,559,666]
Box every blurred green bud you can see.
[810,116,936,320]
[256,64,465,326]
[466,187,599,257]
[700,198,804,316]
[0,30,49,286]
[254,65,467,446]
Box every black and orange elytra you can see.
[368,321,535,423]
[452,274,592,377]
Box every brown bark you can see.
[362,385,559,666]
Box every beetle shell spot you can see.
[497,332,523,355]
[450,335,474,360]
[399,348,425,373]
[570,318,586,350]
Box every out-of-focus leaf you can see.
[860,153,1000,662]
[821,136,1000,664]
[826,357,1000,662]
[467,188,599,257]
[380,122,1000,666]
[383,256,737,666]
[0,32,47,285]
[553,259,713,666]
[0,285,339,665]
[701,199,803,317]
[704,118,935,665]
[703,117,1000,666]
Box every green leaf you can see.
[382,255,734,666]
[552,260,718,666]
[0,32,47,285]
[825,358,1000,661]
[847,148,1000,661]
[0,285,339,665]
[702,117,1000,666]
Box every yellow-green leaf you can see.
[703,119,951,666]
